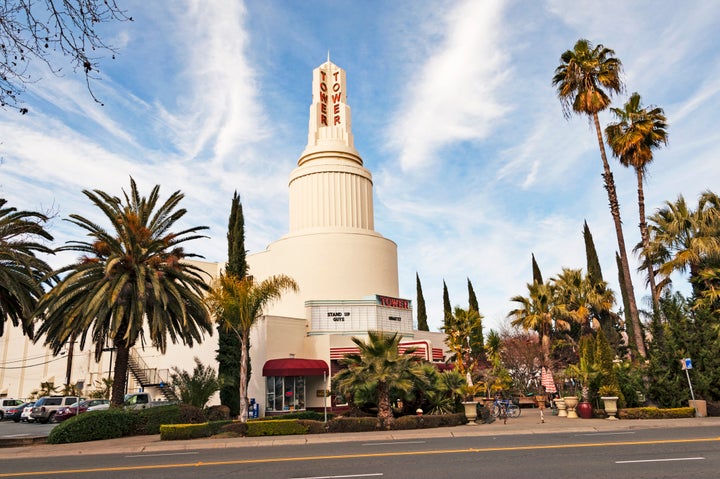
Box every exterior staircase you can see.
[127,348,179,402]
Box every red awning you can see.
[262,358,329,377]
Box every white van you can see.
[0,398,25,420]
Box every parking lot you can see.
[0,419,58,440]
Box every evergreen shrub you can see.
[129,405,183,435]
[47,409,133,444]
[254,411,331,421]
[325,417,379,433]
[160,420,233,440]
[206,404,231,421]
[618,407,695,419]
[247,419,309,436]
[393,413,465,429]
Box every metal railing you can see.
[128,348,170,387]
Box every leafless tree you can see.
[0,0,131,113]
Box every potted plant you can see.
[598,385,621,420]
[566,357,598,419]
[461,382,482,424]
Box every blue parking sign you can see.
[683,358,692,370]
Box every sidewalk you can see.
[4,411,720,459]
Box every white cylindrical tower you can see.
[249,59,399,319]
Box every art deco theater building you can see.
[0,60,448,415]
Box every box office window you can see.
[266,376,306,412]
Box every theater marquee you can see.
[307,296,414,333]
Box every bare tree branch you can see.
[0,0,132,113]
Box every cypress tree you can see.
[467,277,479,312]
[216,192,247,417]
[467,278,484,355]
[442,280,452,331]
[416,273,429,331]
[531,253,543,285]
[584,221,603,284]
[585,221,620,347]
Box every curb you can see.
[0,436,47,448]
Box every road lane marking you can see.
[293,474,383,478]
[616,457,705,464]
[575,432,636,436]
[362,441,426,446]
[1,436,718,477]
[125,452,199,458]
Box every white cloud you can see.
[387,0,512,171]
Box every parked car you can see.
[20,402,36,423]
[2,401,32,422]
[87,392,174,412]
[0,398,25,420]
[30,396,82,424]
[54,399,110,422]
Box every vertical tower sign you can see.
[305,59,355,152]
[319,68,344,127]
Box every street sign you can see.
[682,358,693,370]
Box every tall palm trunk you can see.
[238,334,250,423]
[376,381,393,430]
[636,168,660,312]
[592,112,646,358]
[111,343,130,406]
[541,320,551,365]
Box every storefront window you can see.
[266,376,306,411]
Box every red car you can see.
[53,399,110,422]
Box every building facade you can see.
[0,59,448,415]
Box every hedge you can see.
[393,413,465,429]
[160,420,233,440]
[47,404,206,444]
[48,409,133,444]
[325,416,379,433]
[617,407,695,419]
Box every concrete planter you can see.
[689,399,707,417]
[600,396,619,420]
[563,396,579,419]
[462,401,478,424]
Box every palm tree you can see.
[553,268,615,336]
[0,199,54,338]
[206,273,298,423]
[508,281,568,363]
[444,306,484,375]
[646,192,720,297]
[332,331,426,430]
[606,92,669,311]
[169,357,220,409]
[553,39,646,358]
[35,178,213,406]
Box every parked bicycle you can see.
[491,396,521,420]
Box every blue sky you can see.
[2,0,719,334]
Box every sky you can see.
[1,0,719,334]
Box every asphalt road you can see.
[1,425,718,478]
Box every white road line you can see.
[1,434,31,437]
[575,432,636,436]
[292,474,383,479]
[616,457,705,464]
[124,452,200,458]
[362,441,426,446]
